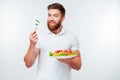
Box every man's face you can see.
[47,9,64,31]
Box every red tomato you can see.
[68,50,72,53]
[62,50,67,53]
[55,50,62,53]
[59,50,62,52]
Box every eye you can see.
[48,14,51,17]
[54,14,58,17]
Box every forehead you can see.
[48,9,61,15]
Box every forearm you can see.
[68,57,81,70]
[24,44,37,68]
[68,51,82,70]
[58,51,82,70]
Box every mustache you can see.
[49,20,55,23]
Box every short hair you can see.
[47,3,66,17]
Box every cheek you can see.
[54,18,61,23]
[47,17,52,21]
[47,19,51,23]
[47,18,50,21]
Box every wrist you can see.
[29,43,36,48]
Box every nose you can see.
[48,16,54,21]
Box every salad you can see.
[49,50,77,57]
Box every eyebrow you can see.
[48,13,59,16]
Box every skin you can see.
[47,9,64,34]
[24,9,82,70]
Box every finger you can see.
[32,33,38,38]
[29,34,38,42]
[30,30,37,36]
[57,59,65,62]
[34,36,38,40]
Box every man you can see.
[24,3,82,80]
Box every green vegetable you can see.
[35,19,40,25]
[49,52,53,56]
[36,19,40,23]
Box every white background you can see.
[0,0,120,80]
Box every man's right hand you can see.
[29,30,38,46]
[24,30,39,68]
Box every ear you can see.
[62,16,65,22]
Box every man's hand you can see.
[29,30,38,46]
[57,50,82,70]
[24,30,39,68]
[57,57,73,64]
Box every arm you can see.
[24,30,40,68]
[58,50,82,70]
[68,50,82,70]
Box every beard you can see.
[47,20,62,32]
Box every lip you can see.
[49,22,55,25]
[50,21,55,23]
